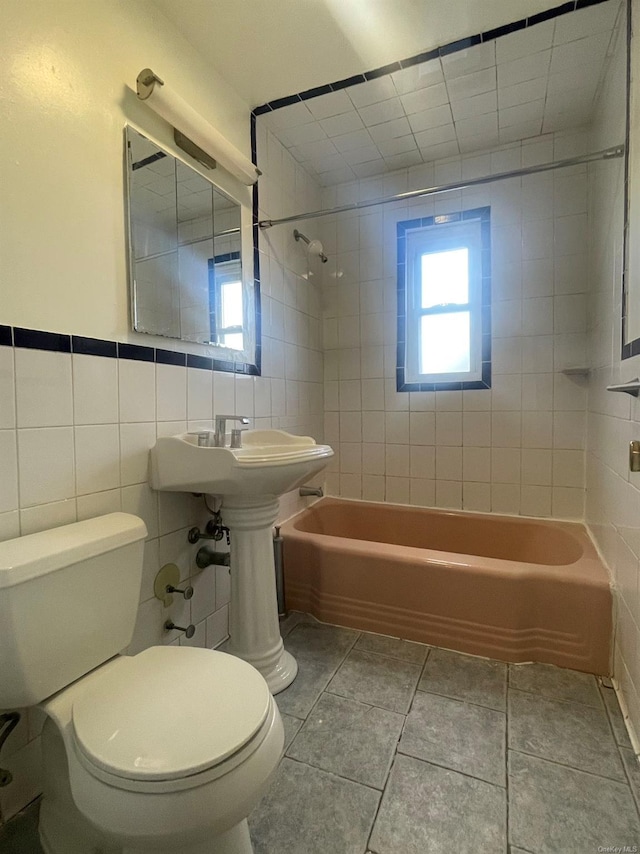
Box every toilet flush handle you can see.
[165,620,196,639]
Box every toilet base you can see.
[41,804,253,854]
[39,712,267,854]
[123,821,253,854]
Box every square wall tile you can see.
[20,499,77,535]
[119,360,156,423]
[435,480,462,509]
[0,347,16,429]
[74,424,120,495]
[0,510,20,542]
[120,422,156,486]
[187,368,213,421]
[18,427,75,507]
[0,430,18,513]
[77,489,121,521]
[520,485,552,517]
[73,354,118,424]
[121,482,159,539]
[15,349,73,427]
[156,364,187,421]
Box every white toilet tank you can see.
[0,513,147,709]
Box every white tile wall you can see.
[0,127,325,825]
[264,4,619,186]
[585,5,640,740]
[319,129,589,517]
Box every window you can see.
[208,253,244,350]
[397,208,491,391]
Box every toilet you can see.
[0,512,284,854]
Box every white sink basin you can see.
[149,429,333,497]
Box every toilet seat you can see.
[70,646,272,791]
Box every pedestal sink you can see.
[149,429,333,693]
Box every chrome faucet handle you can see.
[164,620,195,639]
[213,414,250,447]
[165,583,194,600]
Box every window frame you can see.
[208,252,244,349]
[397,207,491,392]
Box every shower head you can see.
[293,228,328,263]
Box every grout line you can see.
[282,754,382,795]
[415,683,506,713]
[365,751,396,854]
[395,745,507,789]
[508,746,630,784]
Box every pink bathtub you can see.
[281,498,612,675]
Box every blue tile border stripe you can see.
[251,0,612,115]
[155,349,186,367]
[0,326,259,375]
[14,327,71,353]
[117,342,155,362]
[71,336,117,358]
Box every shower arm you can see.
[293,229,328,263]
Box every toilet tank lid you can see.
[0,513,147,589]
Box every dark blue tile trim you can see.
[14,327,71,353]
[250,112,263,378]
[480,20,527,42]
[528,2,574,26]
[156,349,186,367]
[71,336,117,358]
[439,34,482,56]
[268,94,302,110]
[213,251,241,264]
[252,0,610,115]
[132,151,167,171]
[118,342,155,362]
[187,354,213,370]
[329,74,366,91]
[3,324,259,374]
[399,49,440,69]
[299,84,333,100]
[364,62,402,80]
[250,111,258,162]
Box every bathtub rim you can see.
[282,496,604,582]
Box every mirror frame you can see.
[124,124,261,376]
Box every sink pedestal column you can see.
[222,496,297,694]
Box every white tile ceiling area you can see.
[260,0,622,186]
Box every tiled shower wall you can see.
[0,131,324,824]
[319,129,589,518]
[585,6,640,738]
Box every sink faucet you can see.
[213,414,250,447]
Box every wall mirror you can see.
[125,126,258,371]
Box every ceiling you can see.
[259,0,621,186]
[152,0,573,108]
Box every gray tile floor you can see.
[3,613,640,854]
[250,613,640,854]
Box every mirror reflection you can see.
[126,126,246,351]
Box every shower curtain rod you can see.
[258,144,625,229]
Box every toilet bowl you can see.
[39,647,284,854]
[0,513,284,854]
